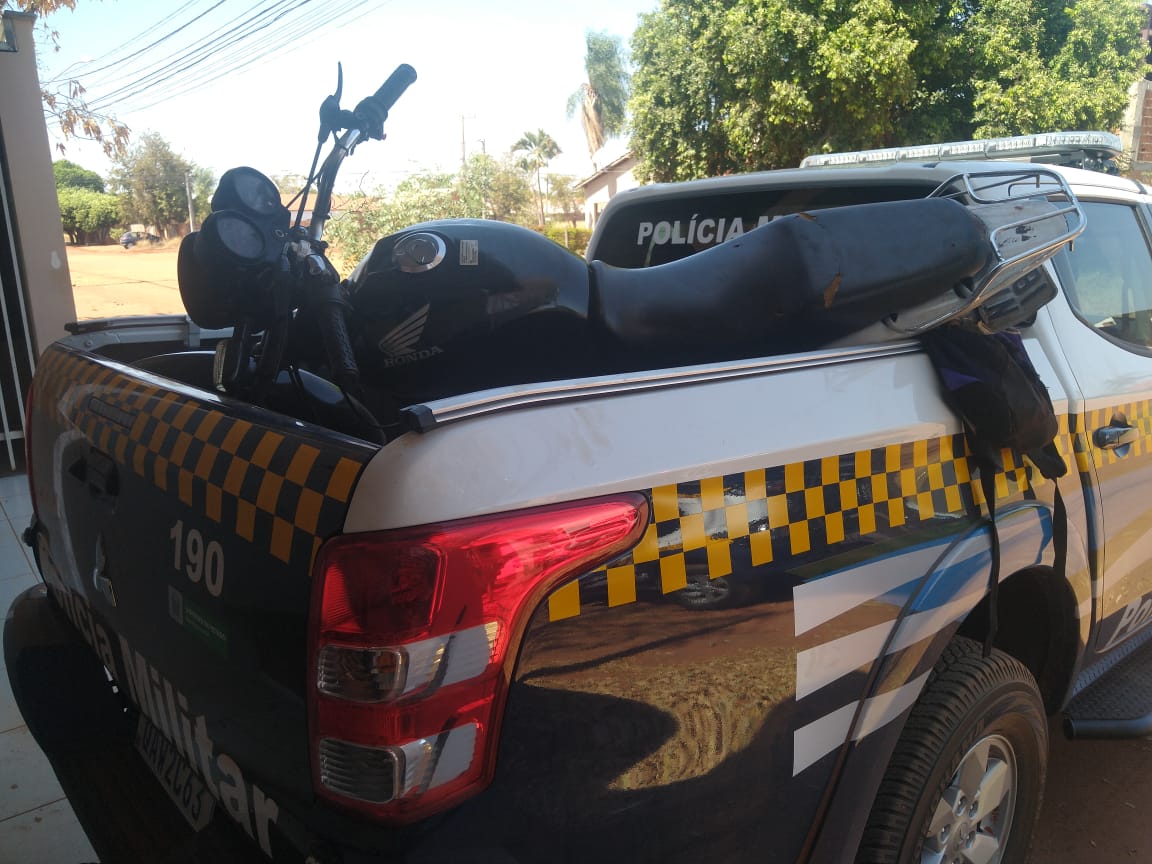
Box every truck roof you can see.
[598,160,1145,209]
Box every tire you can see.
[856,637,1047,864]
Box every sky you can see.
[30,0,659,191]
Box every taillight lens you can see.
[308,493,648,822]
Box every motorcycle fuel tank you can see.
[346,220,593,399]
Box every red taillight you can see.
[307,493,648,822]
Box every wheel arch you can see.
[805,501,1086,861]
[957,564,1082,714]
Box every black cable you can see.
[117,0,387,113]
[46,0,225,86]
[87,0,303,110]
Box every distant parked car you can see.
[119,231,161,249]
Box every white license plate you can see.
[134,714,216,831]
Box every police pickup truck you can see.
[7,130,1152,864]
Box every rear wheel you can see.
[856,637,1047,864]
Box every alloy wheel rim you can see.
[920,732,1018,864]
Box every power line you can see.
[120,0,385,113]
[43,0,398,148]
[86,0,306,110]
[43,0,221,86]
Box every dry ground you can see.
[65,242,182,319]
[55,241,1152,862]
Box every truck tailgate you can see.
[26,343,379,856]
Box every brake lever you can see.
[317,63,359,143]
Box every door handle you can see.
[1094,424,1139,450]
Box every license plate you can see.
[134,714,216,831]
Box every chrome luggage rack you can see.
[886,168,1085,334]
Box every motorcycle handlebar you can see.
[372,63,417,113]
[317,288,361,395]
[353,63,417,139]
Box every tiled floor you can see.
[0,471,98,862]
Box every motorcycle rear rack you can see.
[885,168,1085,334]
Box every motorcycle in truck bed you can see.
[9,65,1152,864]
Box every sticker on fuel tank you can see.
[459,239,479,266]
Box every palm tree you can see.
[513,129,561,226]
[567,31,630,162]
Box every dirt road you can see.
[65,242,183,319]
[1031,729,1152,861]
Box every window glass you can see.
[1063,202,1152,348]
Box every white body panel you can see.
[345,335,1069,531]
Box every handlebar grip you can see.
[352,64,417,139]
[318,296,361,395]
[372,64,417,113]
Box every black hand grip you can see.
[317,292,361,395]
[353,64,417,140]
[372,63,417,113]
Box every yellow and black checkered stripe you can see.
[548,416,1077,622]
[34,345,379,569]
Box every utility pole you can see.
[460,114,476,169]
[184,171,196,232]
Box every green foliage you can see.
[568,31,632,158]
[189,166,216,226]
[629,0,1148,182]
[53,159,105,193]
[52,152,120,244]
[56,185,121,244]
[324,154,534,270]
[968,0,1146,137]
[459,153,535,222]
[546,173,584,218]
[110,133,197,237]
[538,223,592,257]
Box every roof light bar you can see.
[800,131,1122,169]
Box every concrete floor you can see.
[0,471,97,863]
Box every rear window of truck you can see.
[589,183,933,268]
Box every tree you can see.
[567,31,631,160]
[53,158,119,243]
[967,0,1147,137]
[324,155,534,268]
[512,129,561,226]
[56,185,120,244]
[110,133,195,237]
[53,159,104,192]
[458,154,534,223]
[545,174,583,225]
[629,0,1148,182]
[3,0,131,158]
[189,166,216,226]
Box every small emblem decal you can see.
[378,304,430,357]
